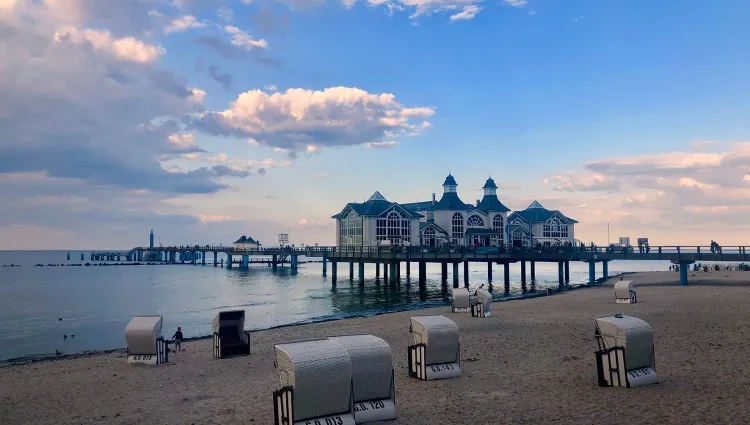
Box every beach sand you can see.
[2,271,750,425]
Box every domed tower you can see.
[433,173,471,245]
[476,176,511,246]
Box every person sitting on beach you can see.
[172,327,184,352]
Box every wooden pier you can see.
[129,244,750,291]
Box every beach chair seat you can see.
[614,280,637,304]
[408,315,461,381]
[329,335,397,424]
[213,310,251,359]
[471,287,492,318]
[451,287,470,312]
[124,315,168,365]
[273,339,356,425]
[595,314,658,388]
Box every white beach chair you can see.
[614,280,637,304]
[124,315,168,365]
[273,339,356,425]
[329,335,397,424]
[595,314,658,388]
[451,287,470,313]
[408,315,461,381]
[472,287,492,318]
[212,310,251,359]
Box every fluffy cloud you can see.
[364,141,398,149]
[541,142,750,243]
[192,87,435,152]
[163,15,206,34]
[54,26,165,62]
[449,5,481,21]
[224,25,268,50]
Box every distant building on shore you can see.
[332,173,578,248]
[233,236,260,249]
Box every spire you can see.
[483,177,497,195]
[528,200,544,209]
[367,191,387,202]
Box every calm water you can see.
[0,250,675,362]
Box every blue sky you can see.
[1,0,750,249]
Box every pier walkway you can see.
[129,244,750,292]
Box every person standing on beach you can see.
[172,327,184,351]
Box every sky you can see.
[1,0,750,250]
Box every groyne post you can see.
[679,262,693,285]
[588,261,596,286]
[520,261,527,293]
[463,260,469,287]
[452,262,459,288]
[503,263,510,296]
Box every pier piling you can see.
[602,261,609,279]
[558,262,565,289]
[588,261,596,286]
[383,262,389,282]
[406,262,410,280]
[349,262,354,281]
[358,262,364,284]
[375,262,380,279]
[463,261,469,287]
[452,262,459,288]
[520,261,527,293]
[487,262,492,283]
[564,261,570,284]
[331,261,337,284]
[291,255,298,271]
[441,262,448,283]
[503,263,510,296]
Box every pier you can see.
[129,244,750,290]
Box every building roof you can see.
[483,177,498,189]
[419,220,449,236]
[234,235,257,244]
[332,192,423,219]
[475,194,511,213]
[443,173,457,186]
[433,192,472,211]
[510,200,578,224]
[401,201,434,212]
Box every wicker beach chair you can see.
[329,335,397,423]
[472,287,492,318]
[595,314,657,388]
[408,315,461,381]
[124,315,168,365]
[451,287,470,312]
[614,280,637,304]
[273,339,356,425]
[212,310,251,359]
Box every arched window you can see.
[339,210,362,246]
[543,218,568,238]
[423,227,436,246]
[467,215,484,228]
[512,229,527,247]
[376,210,411,244]
[492,215,504,245]
[451,212,463,244]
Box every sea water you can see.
[0,250,673,362]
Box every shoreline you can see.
[0,272,626,366]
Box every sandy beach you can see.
[2,270,750,425]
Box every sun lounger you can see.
[273,339,355,425]
[329,335,396,423]
[614,280,637,304]
[408,315,461,380]
[595,314,658,388]
[212,310,251,359]
[124,315,168,365]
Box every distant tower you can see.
[149,229,154,249]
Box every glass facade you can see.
[542,218,569,238]
[492,214,504,245]
[451,212,463,245]
[376,210,411,244]
[339,210,363,246]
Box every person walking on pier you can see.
[172,327,184,352]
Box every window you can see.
[542,218,569,238]
[376,210,411,244]
[492,215,504,245]
[423,227,436,246]
[451,213,463,245]
[467,215,484,228]
[512,229,527,247]
[339,210,363,246]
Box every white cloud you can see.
[217,5,233,22]
[364,141,398,149]
[167,133,199,150]
[197,214,235,223]
[224,25,268,50]
[264,84,278,91]
[54,26,165,63]
[449,5,482,21]
[193,86,435,152]
[164,15,206,33]
[503,0,527,7]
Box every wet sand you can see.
[2,271,750,425]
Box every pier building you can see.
[233,236,260,249]
[333,173,578,248]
